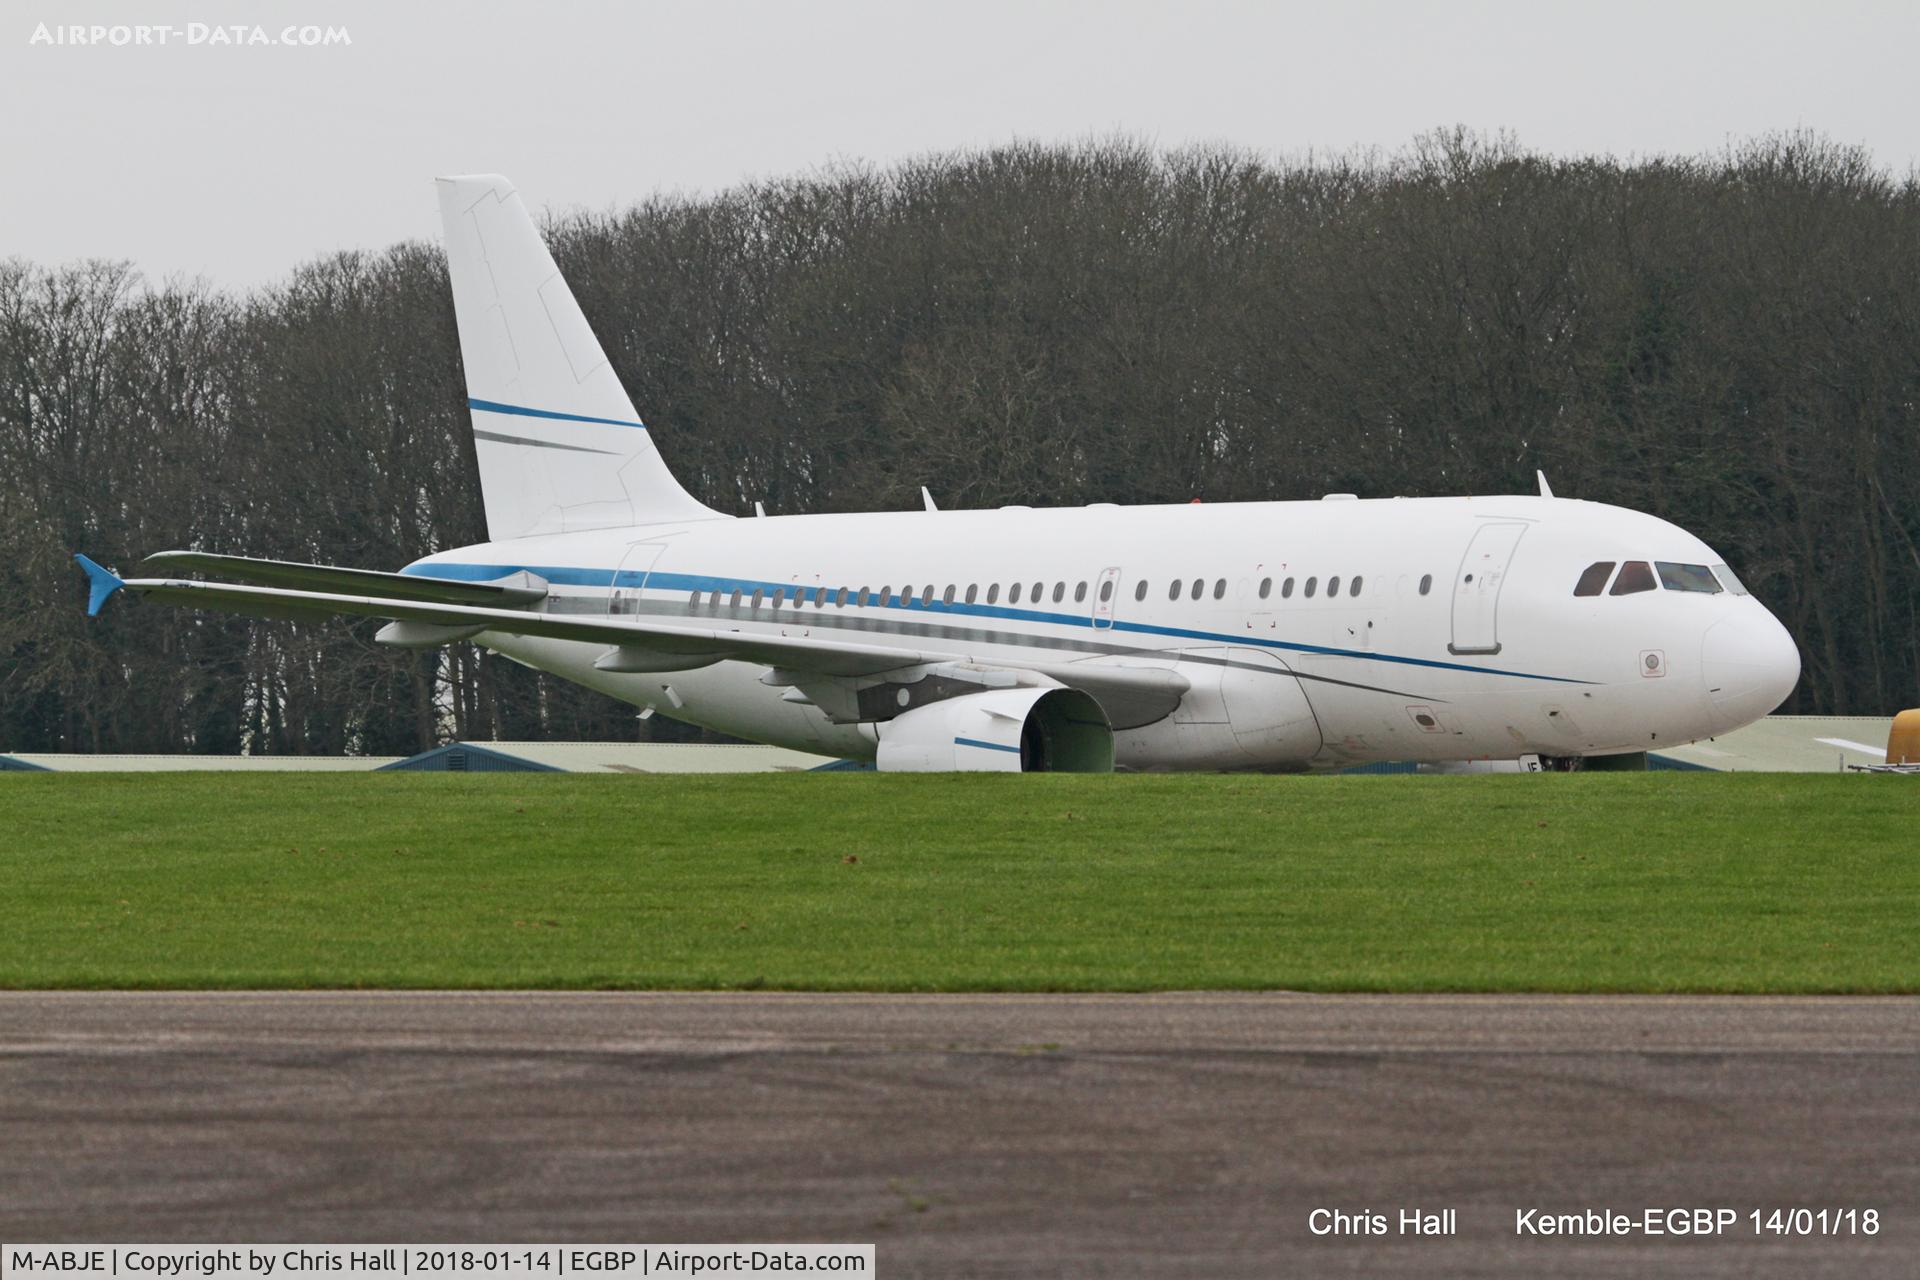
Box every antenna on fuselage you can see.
[754,501,766,518]
[921,486,938,513]
[1537,470,1554,499]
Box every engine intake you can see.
[875,687,1114,772]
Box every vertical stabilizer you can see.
[435,174,719,538]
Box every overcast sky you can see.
[4,0,1916,288]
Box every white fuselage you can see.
[408,494,1801,770]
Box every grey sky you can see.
[4,0,1916,288]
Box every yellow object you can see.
[1888,709,1920,766]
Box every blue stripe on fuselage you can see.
[403,560,1593,684]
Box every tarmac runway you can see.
[0,992,1915,1277]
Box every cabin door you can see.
[1449,522,1528,655]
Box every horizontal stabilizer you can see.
[139,552,549,606]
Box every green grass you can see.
[0,772,1913,992]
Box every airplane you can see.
[74,174,1801,772]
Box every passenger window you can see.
[688,590,700,608]
[1099,580,1113,602]
[1258,578,1271,599]
[1282,577,1294,599]
[1305,577,1317,598]
[1657,562,1723,594]
[965,584,977,604]
[1134,580,1148,602]
[878,587,891,605]
[1190,578,1203,601]
[1010,583,1023,604]
[1327,576,1341,597]
[836,587,849,607]
[1031,581,1042,601]
[1712,563,1750,596]
[710,589,723,607]
[1611,561,1657,595]
[1572,561,1615,597]
[1074,582,1088,603]
[751,589,764,608]
[942,585,956,605]
[856,588,870,607]
[921,584,935,605]
[1349,576,1362,597]
[1212,578,1226,599]
[1419,574,1432,596]
[987,583,1000,604]
[730,588,742,608]
[1052,582,1065,603]
[1168,580,1181,601]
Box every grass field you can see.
[0,772,1913,992]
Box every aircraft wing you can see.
[76,554,1190,714]
[81,556,949,677]
[139,551,550,606]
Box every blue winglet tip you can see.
[74,553,125,616]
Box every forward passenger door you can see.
[1449,522,1528,655]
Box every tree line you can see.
[3,130,1916,755]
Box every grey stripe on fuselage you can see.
[545,594,1448,703]
[474,429,620,455]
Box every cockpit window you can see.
[1712,563,1750,596]
[1610,561,1657,595]
[1573,561,1615,596]
[1656,562,1723,594]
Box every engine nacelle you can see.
[875,687,1114,772]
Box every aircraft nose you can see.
[1700,609,1800,730]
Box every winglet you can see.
[74,554,125,616]
[1536,470,1554,499]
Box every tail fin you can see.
[435,174,719,539]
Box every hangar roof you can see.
[1653,716,1897,772]
[2,742,839,773]
[1,752,401,771]
[6,717,1901,774]
[460,741,839,773]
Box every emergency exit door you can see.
[1449,522,1527,655]
[608,541,670,616]
[1091,566,1122,629]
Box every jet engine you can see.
[875,687,1114,772]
